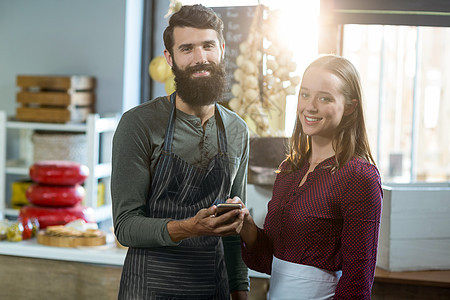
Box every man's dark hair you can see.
[163,4,224,57]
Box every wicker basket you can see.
[32,131,87,165]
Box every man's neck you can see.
[175,94,215,127]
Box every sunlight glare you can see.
[262,0,319,135]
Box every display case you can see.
[0,111,118,222]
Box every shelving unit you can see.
[0,110,118,222]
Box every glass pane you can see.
[341,24,383,169]
[378,26,417,183]
[416,27,450,182]
[342,24,450,183]
[343,25,417,182]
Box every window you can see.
[342,25,450,182]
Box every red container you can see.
[26,184,85,207]
[29,161,89,186]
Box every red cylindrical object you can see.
[26,184,85,207]
[29,161,89,186]
[19,204,96,229]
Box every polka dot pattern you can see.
[242,157,382,299]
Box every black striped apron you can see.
[118,93,232,300]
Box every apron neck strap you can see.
[164,92,228,154]
[215,104,228,154]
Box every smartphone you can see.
[215,203,242,216]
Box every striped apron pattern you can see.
[118,93,232,299]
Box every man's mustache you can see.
[183,63,218,75]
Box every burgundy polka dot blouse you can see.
[242,156,383,299]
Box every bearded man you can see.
[111,4,249,300]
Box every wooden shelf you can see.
[6,118,87,132]
[0,111,118,222]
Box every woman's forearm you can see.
[240,216,258,249]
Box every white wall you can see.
[0,0,127,115]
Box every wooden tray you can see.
[37,230,106,248]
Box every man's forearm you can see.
[167,219,194,242]
[231,290,248,300]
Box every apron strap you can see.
[214,105,228,155]
[164,92,228,154]
[163,92,177,152]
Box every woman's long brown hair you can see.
[284,55,376,173]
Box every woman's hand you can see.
[225,197,258,249]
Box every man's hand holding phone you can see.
[215,203,242,216]
[207,197,245,234]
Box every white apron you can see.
[268,256,342,300]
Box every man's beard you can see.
[172,60,226,107]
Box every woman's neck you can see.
[309,137,335,165]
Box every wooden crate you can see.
[15,75,95,123]
[377,183,450,271]
[17,75,95,90]
[16,91,94,106]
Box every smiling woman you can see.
[238,55,382,299]
[297,68,349,139]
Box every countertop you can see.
[0,235,269,278]
[3,237,447,286]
